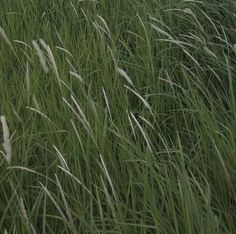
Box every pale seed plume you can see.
[116,67,134,87]
[0,26,13,49]
[69,71,84,83]
[32,40,49,73]
[1,116,12,164]
[39,39,60,82]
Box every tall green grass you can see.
[1,0,236,233]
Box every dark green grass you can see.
[0,0,236,233]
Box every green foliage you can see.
[0,0,236,233]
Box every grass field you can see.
[1,0,236,233]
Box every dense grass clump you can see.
[1,0,236,233]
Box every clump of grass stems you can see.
[0,0,236,233]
